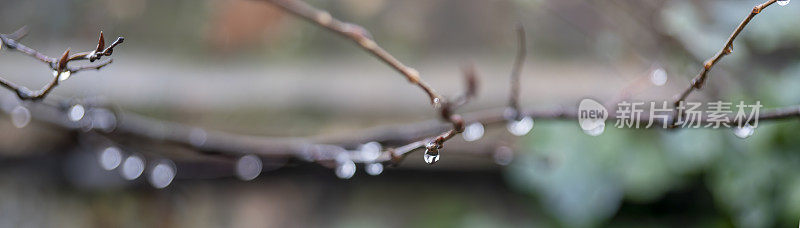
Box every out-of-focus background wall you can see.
[1,0,800,227]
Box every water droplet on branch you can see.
[121,155,145,180]
[149,160,176,189]
[423,142,440,164]
[236,154,263,181]
[650,68,668,86]
[583,123,605,136]
[359,141,382,161]
[733,124,755,139]
[188,128,207,147]
[68,104,85,122]
[10,105,30,128]
[98,147,122,170]
[57,71,72,82]
[365,163,383,176]
[335,160,356,179]
[462,122,485,142]
[493,146,514,166]
[507,116,534,136]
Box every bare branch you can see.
[671,0,779,127]
[508,24,527,119]
[0,29,125,101]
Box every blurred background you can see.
[1,0,800,227]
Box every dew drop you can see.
[493,146,514,166]
[188,128,207,147]
[149,160,176,189]
[10,105,31,128]
[365,163,383,176]
[236,154,263,181]
[650,68,668,86]
[68,104,85,122]
[423,152,440,164]
[335,160,356,179]
[733,124,755,139]
[462,122,485,142]
[725,44,734,54]
[424,142,441,164]
[507,116,534,136]
[98,147,122,170]
[432,97,442,109]
[777,0,790,6]
[359,141,382,161]
[57,71,72,82]
[583,123,605,136]
[121,155,145,180]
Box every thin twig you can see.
[508,24,527,119]
[671,0,779,127]
[0,29,124,100]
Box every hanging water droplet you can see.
[583,123,605,136]
[10,105,30,128]
[733,124,755,139]
[432,97,442,109]
[335,160,356,179]
[68,104,85,122]
[57,71,72,82]
[493,146,514,166]
[423,152,440,164]
[236,154,263,181]
[777,0,790,6]
[188,128,207,147]
[365,163,383,176]
[359,141,382,161]
[121,155,145,180]
[650,68,668,86]
[507,116,534,136]
[462,122,485,142]
[98,146,122,170]
[149,160,176,189]
[423,142,440,164]
[725,44,734,54]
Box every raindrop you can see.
[89,108,117,132]
[10,105,30,128]
[493,146,514,166]
[365,163,383,176]
[583,123,605,136]
[236,154,263,181]
[423,142,440,164]
[650,68,668,86]
[733,124,755,139]
[462,122,485,142]
[68,104,85,122]
[149,160,176,189]
[777,0,790,6]
[57,71,72,82]
[359,141,382,161]
[188,128,207,147]
[98,147,122,170]
[507,116,534,136]
[121,155,145,180]
[725,44,734,54]
[432,97,442,109]
[335,160,356,179]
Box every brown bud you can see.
[57,48,70,73]
[96,31,106,53]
